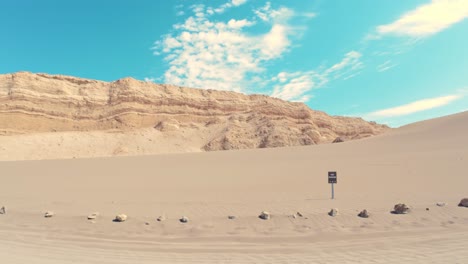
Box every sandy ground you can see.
[0,111,467,263]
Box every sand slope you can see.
[0,111,467,263]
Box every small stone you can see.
[458,198,468,207]
[436,202,447,207]
[228,215,236,220]
[259,211,270,220]
[44,211,55,218]
[0,206,6,214]
[328,208,338,217]
[114,214,127,222]
[393,203,410,214]
[87,212,99,220]
[157,215,166,222]
[179,216,189,223]
[332,137,345,143]
[358,209,369,218]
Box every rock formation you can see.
[0,72,389,160]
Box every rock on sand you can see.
[459,198,468,207]
[114,214,127,222]
[393,204,410,214]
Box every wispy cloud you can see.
[366,94,464,118]
[153,1,310,92]
[271,51,364,102]
[376,0,468,38]
[377,60,398,72]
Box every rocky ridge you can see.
[0,72,389,160]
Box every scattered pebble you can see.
[114,214,127,222]
[328,208,338,217]
[87,212,99,220]
[358,209,369,218]
[393,203,410,214]
[259,211,270,220]
[458,198,468,207]
[179,216,189,223]
[44,211,55,218]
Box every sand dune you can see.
[0,111,467,263]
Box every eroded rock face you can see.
[0,72,389,160]
[393,204,410,214]
[459,198,468,207]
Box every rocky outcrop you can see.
[0,72,389,159]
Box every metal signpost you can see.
[328,171,337,199]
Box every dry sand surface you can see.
[0,111,467,263]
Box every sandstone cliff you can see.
[0,72,389,160]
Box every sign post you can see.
[328,171,337,199]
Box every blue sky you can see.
[1,0,467,127]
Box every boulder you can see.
[296,211,303,217]
[87,212,99,220]
[157,215,166,222]
[44,211,55,218]
[0,206,5,214]
[114,214,127,222]
[179,216,189,223]
[328,208,338,217]
[459,198,468,207]
[227,215,236,220]
[436,202,447,207]
[393,203,410,214]
[259,211,270,220]
[358,209,369,218]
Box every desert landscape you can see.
[0,73,467,263]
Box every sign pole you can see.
[331,183,334,199]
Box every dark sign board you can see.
[328,171,337,184]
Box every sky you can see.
[1,0,467,127]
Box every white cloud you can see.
[271,51,363,102]
[376,0,468,37]
[366,94,463,118]
[153,2,303,92]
